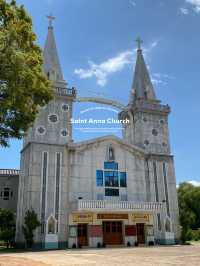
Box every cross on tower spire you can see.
[44,14,64,82]
[135,37,143,50]
[47,14,55,27]
[129,36,157,104]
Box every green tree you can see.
[0,0,53,147]
[178,182,200,242]
[22,209,41,248]
[0,208,16,248]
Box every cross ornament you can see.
[47,14,55,27]
[135,37,143,50]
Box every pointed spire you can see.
[43,15,64,82]
[129,38,157,105]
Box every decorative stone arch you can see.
[76,97,125,110]
[47,215,57,234]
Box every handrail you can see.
[71,200,165,212]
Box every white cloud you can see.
[150,41,158,48]
[75,50,134,86]
[185,0,200,13]
[130,0,136,7]
[151,73,175,85]
[74,40,164,87]
[180,7,189,14]
[188,180,200,187]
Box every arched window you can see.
[47,216,56,234]
[108,145,115,161]
[165,218,171,232]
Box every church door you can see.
[77,224,88,246]
[103,221,123,245]
[136,223,145,244]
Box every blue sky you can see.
[0,0,200,185]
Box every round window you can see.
[37,126,46,135]
[61,129,68,137]
[160,119,165,125]
[62,104,69,112]
[48,114,58,123]
[144,140,149,146]
[152,129,158,136]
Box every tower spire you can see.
[43,15,64,83]
[129,38,157,105]
[47,14,55,28]
[135,37,143,50]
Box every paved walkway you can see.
[0,244,200,266]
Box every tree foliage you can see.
[0,0,53,147]
[178,183,200,242]
[0,208,16,248]
[22,209,41,248]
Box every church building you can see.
[14,19,180,249]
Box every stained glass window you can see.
[96,170,103,186]
[104,161,118,170]
[120,172,127,187]
[104,171,119,187]
[105,188,119,196]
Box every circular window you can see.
[160,119,165,125]
[62,104,69,112]
[144,140,149,146]
[48,114,58,123]
[61,129,68,137]
[37,126,46,135]
[152,129,158,136]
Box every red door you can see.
[103,221,123,245]
[136,223,145,244]
[78,224,88,246]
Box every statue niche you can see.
[108,145,115,161]
[47,215,56,234]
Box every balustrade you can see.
[71,200,165,212]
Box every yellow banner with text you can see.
[72,213,93,223]
[131,213,150,223]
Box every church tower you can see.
[16,17,76,249]
[24,16,76,146]
[120,39,171,154]
[119,39,180,242]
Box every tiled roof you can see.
[0,169,20,176]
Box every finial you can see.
[135,37,143,50]
[47,14,55,27]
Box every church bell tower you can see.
[119,39,180,241]
[119,38,171,155]
[24,15,76,146]
[16,16,76,249]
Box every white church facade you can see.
[15,20,180,249]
